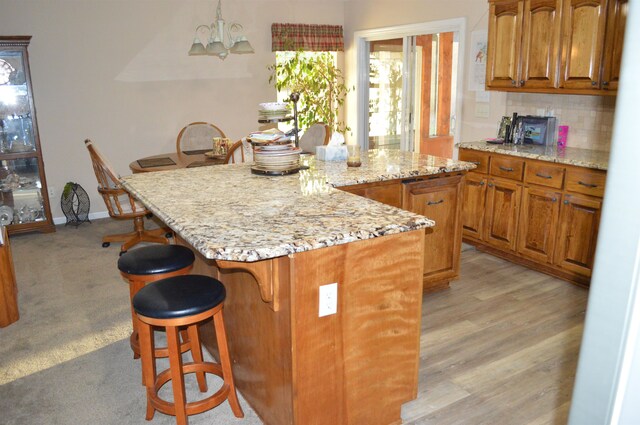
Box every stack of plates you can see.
[252,143,301,175]
[258,102,291,121]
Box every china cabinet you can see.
[0,36,54,234]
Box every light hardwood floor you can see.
[402,246,588,425]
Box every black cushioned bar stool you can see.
[118,245,195,359]
[133,275,244,425]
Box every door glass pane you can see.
[368,39,403,150]
[0,157,46,225]
[0,51,35,154]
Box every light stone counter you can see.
[121,149,476,262]
[458,141,609,170]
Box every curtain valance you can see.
[271,23,344,52]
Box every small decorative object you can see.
[60,182,91,227]
[346,145,361,167]
[557,125,569,149]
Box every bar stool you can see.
[133,275,244,425]
[117,245,195,359]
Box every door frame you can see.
[354,18,467,150]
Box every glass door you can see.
[368,38,404,150]
[357,21,463,158]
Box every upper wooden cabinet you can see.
[486,0,627,94]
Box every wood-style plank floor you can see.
[402,246,589,425]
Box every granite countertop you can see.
[121,149,476,262]
[457,141,609,170]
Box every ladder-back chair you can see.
[176,122,226,156]
[84,139,171,253]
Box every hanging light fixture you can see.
[188,0,254,60]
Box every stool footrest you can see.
[151,362,231,417]
[130,329,192,359]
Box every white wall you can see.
[0,0,343,220]
[568,0,640,422]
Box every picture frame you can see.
[513,116,557,146]
[497,116,512,140]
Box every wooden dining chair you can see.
[84,139,171,253]
[176,122,226,156]
[299,123,331,154]
[224,139,253,164]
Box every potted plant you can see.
[268,51,351,135]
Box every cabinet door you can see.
[554,194,602,277]
[339,181,402,209]
[487,0,524,88]
[403,175,463,284]
[517,186,561,263]
[484,177,522,251]
[601,0,628,91]
[520,0,563,89]
[559,0,608,89]
[462,173,487,241]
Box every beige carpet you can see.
[0,218,261,425]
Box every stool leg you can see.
[166,326,188,425]
[213,310,244,418]
[186,324,208,392]
[129,280,145,360]
[138,319,156,420]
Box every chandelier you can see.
[188,0,254,60]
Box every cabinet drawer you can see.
[565,168,606,198]
[489,156,525,181]
[459,149,489,174]
[524,162,565,189]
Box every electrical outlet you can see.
[318,283,338,317]
[48,187,56,198]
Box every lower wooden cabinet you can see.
[339,172,466,292]
[402,175,463,291]
[554,194,602,277]
[462,173,487,240]
[517,186,561,263]
[459,148,605,285]
[485,177,522,252]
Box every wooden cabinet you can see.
[486,0,627,94]
[0,37,54,234]
[459,147,605,285]
[339,172,467,292]
[517,186,561,263]
[559,0,608,90]
[338,180,402,209]
[485,177,522,251]
[462,173,488,240]
[554,194,601,276]
[487,0,524,88]
[601,0,628,90]
[487,0,562,90]
[403,175,463,291]
[0,226,19,327]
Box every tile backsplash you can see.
[507,93,615,151]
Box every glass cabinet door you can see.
[0,37,54,234]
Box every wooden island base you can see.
[179,229,425,425]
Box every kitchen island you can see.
[121,150,475,425]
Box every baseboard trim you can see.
[52,211,110,225]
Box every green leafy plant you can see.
[62,182,77,199]
[268,51,351,134]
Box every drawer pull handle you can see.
[427,199,444,206]
[578,181,598,188]
[471,161,481,165]
[479,181,485,186]
[499,166,514,172]
[536,173,552,179]
[563,200,569,205]
[488,183,494,187]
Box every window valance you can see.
[271,23,344,52]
